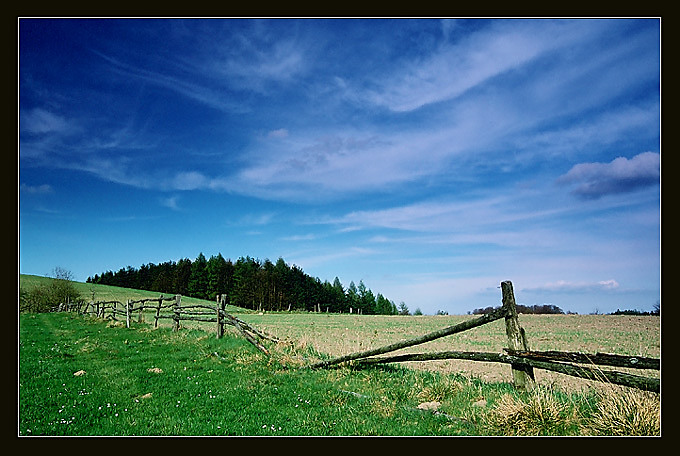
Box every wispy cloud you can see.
[209,36,308,93]
[358,20,605,113]
[290,246,377,269]
[233,212,277,227]
[523,279,620,293]
[160,195,180,211]
[20,108,71,135]
[20,183,53,194]
[557,152,660,199]
[281,234,317,242]
[93,50,251,114]
[267,128,289,139]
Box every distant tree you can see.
[652,300,660,316]
[398,301,410,316]
[376,293,395,315]
[332,277,347,312]
[206,253,228,301]
[413,307,423,316]
[472,306,498,315]
[174,258,192,295]
[231,256,260,309]
[346,281,360,313]
[358,280,377,314]
[435,310,448,316]
[188,253,209,299]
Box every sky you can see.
[18,18,661,315]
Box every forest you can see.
[88,253,401,315]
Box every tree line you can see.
[87,253,402,315]
[470,303,570,315]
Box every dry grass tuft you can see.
[416,377,463,403]
[484,386,574,436]
[582,386,660,436]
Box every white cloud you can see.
[171,171,209,191]
[281,234,317,241]
[361,20,599,113]
[20,183,53,194]
[161,195,180,210]
[20,108,70,134]
[523,279,620,293]
[267,128,289,139]
[558,152,660,199]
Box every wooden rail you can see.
[52,282,660,393]
[309,280,660,393]
[58,294,278,355]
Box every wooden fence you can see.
[56,294,278,355]
[52,281,659,393]
[309,281,660,393]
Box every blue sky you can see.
[19,18,661,315]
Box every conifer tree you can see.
[188,252,208,300]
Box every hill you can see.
[19,274,252,314]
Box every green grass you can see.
[19,312,660,436]
[19,312,486,436]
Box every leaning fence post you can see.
[126,300,131,328]
[173,295,181,332]
[501,280,535,391]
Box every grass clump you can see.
[482,386,579,436]
[581,386,660,436]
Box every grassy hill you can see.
[19,274,252,314]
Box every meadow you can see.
[18,275,661,436]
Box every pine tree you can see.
[188,253,209,300]
[206,253,228,301]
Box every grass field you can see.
[18,275,661,436]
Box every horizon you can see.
[19,18,661,316]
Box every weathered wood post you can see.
[172,295,181,332]
[216,295,223,339]
[155,297,162,328]
[126,299,131,328]
[501,280,535,391]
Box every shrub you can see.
[19,268,83,313]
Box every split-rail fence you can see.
[52,281,659,393]
[55,294,278,355]
[309,281,660,393]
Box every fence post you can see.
[216,295,223,339]
[173,295,181,332]
[126,300,131,328]
[155,296,162,328]
[501,280,535,391]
